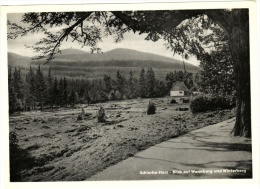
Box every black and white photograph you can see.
[0,1,259,188]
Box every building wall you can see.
[170,90,185,97]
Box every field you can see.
[9,97,235,181]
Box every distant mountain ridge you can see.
[53,48,195,66]
[8,48,199,80]
[8,52,32,68]
[8,48,199,70]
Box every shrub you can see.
[77,115,83,120]
[147,101,156,115]
[170,98,177,104]
[108,91,116,101]
[115,90,123,100]
[10,132,19,150]
[190,94,235,113]
[9,132,36,181]
[96,106,106,122]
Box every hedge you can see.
[190,94,236,113]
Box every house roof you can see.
[171,81,190,92]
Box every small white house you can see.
[170,81,190,97]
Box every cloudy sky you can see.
[7,13,200,66]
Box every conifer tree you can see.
[57,78,64,106]
[8,67,17,113]
[126,71,135,99]
[146,68,156,97]
[26,66,36,110]
[154,80,166,97]
[13,68,24,103]
[103,75,112,94]
[35,65,47,110]
[69,89,78,107]
[52,77,59,107]
[138,68,146,98]
[116,71,125,95]
[46,69,54,108]
[63,77,69,107]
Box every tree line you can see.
[8,66,194,113]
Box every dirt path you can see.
[88,118,252,180]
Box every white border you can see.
[0,1,259,189]
[0,0,255,6]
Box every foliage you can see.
[9,66,195,113]
[9,132,37,181]
[8,67,24,113]
[147,101,156,115]
[190,94,235,113]
[138,68,146,98]
[7,10,251,137]
[170,98,177,104]
[96,107,106,122]
[196,47,235,95]
[9,132,19,150]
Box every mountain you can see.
[53,48,197,67]
[8,52,32,68]
[8,48,200,80]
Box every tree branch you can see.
[43,12,93,63]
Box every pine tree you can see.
[146,68,156,97]
[11,68,25,111]
[26,66,36,110]
[57,78,64,107]
[52,77,59,107]
[69,89,78,107]
[8,67,17,113]
[165,72,176,92]
[116,71,126,96]
[138,68,146,98]
[35,65,47,110]
[103,75,112,94]
[13,68,24,102]
[154,80,166,97]
[126,71,135,99]
[63,77,69,107]
[46,68,54,108]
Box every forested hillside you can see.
[8,66,193,113]
[8,48,199,80]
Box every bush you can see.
[77,115,83,120]
[170,98,177,104]
[96,106,106,122]
[190,94,236,113]
[9,132,36,181]
[115,90,123,100]
[147,101,156,115]
[108,91,116,101]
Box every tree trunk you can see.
[228,10,251,137]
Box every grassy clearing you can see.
[9,97,235,181]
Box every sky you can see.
[7,13,200,66]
